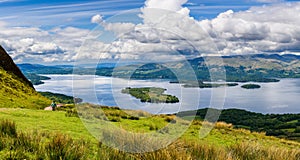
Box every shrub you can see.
[165,116,175,123]
[13,132,42,153]
[121,115,128,119]
[45,133,88,159]
[149,123,158,131]
[65,109,79,117]
[0,119,17,137]
[137,110,148,117]
[294,127,300,133]
[109,117,121,122]
[230,142,267,160]
[101,128,170,153]
[128,116,140,120]
[214,122,233,129]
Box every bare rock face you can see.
[0,45,34,89]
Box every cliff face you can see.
[0,45,34,89]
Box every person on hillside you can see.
[50,101,57,111]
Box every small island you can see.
[121,87,179,103]
[170,80,238,88]
[241,84,261,89]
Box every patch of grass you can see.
[0,106,299,159]
[0,119,89,159]
[46,133,88,159]
[0,119,17,137]
[65,108,79,117]
[0,68,51,109]
[0,108,94,142]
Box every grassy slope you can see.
[179,108,300,142]
[0,68,51,109]
[0,107,299,149]
[0,108,93,141]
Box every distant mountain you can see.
[216,54,300,70]
[0,46,50,109]
[18,53,300,83]
[17,63,72,74]
[95,53,300,82]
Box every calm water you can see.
[35,74,300,114]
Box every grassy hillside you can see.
[0,46,33,88]
[0,45,50,109]
[0,68,50,109]
[0,105,299,159]
[178,108,300,142]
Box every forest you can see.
[178,108,300,142]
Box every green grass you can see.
[0,108,94,142]
[0,105,299,159]
[0,68,51,109]
[288,120,298,124]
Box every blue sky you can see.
[0,0,289,29]
[0,0,299,64]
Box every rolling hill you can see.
[0,45,50,109]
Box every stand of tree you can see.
[39,92,82,104]
[241,84,261,89]
[121,87,179,103]
[24,73,50,85]
[177,108,300,142]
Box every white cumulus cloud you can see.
[1,0,300,64]
[200,3,300,54]
[91,14,104,24]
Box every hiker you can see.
[50,101,57,111]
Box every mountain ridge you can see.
[17,53,300,84]
[0,46,34,88]
[0,45,50,109]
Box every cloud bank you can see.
[0,1,300,63]
[0,24,91,63]
[201,3,300,54]
[82,1,300,61]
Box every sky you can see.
[0,0,300,64]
